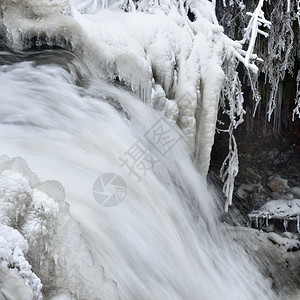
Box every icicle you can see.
[293,70,300,120]
[283,219,288,232]
[297,0,300,25]
[272,81,283,135]
[247,217,252,228]
[297,215,300,233]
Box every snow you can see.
[0,0,290,298]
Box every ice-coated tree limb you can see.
[237,0,270,72]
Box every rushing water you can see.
[0,48,275,299]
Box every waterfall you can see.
[0,48,275,300]
[0,1,276,299]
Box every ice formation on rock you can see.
[0,224,40,300]
[248,199,300,234]
[0,155,118,299]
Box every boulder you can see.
[237,184,264,200]
[267,177,288,193]
[289,187,300,199]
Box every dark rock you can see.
[270,192,281,200]
[289,187,300,198]
[272,145,294,166]
[282,193,294,200]
[237,184,264,200]
[252,192,266,200]
[246,167,262,181]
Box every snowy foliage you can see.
[261,0,295,122]
[215,0,270,210]
[219,0,300,121]
[217,0,300,207]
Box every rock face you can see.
[211,136,300,298]
[228,226,300,299]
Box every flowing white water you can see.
[0,49,275,299]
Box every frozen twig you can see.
[237,0,270,73]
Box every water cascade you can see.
[0,1,278,299]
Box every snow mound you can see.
[0,155,119,300]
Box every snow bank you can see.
[0,155,119,299]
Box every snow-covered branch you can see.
[220,129,239,212]
[219,58,245,211]
[237,0,271,73]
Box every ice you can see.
[0,260,33,300]
[0,156,119,299]
[239,0,270,72]
[0,224,42,300]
